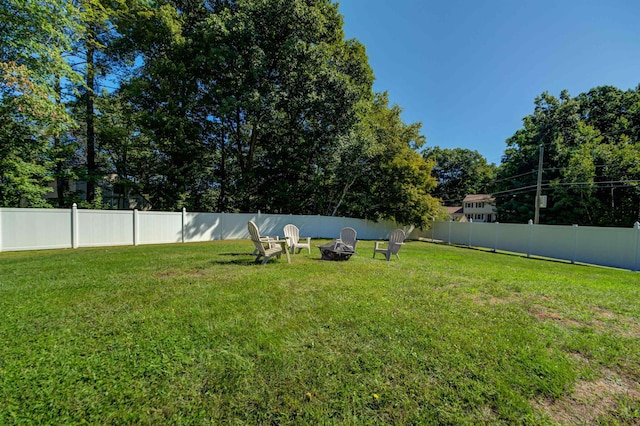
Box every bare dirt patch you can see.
[153,269,206,279]
[590,306,640,339]
[153,271,177,278]
[592,306,617,320]
[533,369,640,425]
[529,304,582,328]
[465,292,513,306]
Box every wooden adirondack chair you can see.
[373,229,406,261]
[248,221,286,264]
[337,227,357,251]
[283,224,311,254]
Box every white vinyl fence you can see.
[3,206,639,271]
[430,220,640,271]
[0,205,425,253]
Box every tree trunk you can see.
[86,27,96,203]
[54,76,65,207]
[217,134,228,211]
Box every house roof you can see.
[445,206,464,214]
[463,194,495,203]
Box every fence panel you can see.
[0,208,72,251]
[184,212,221,242]
[431,221,450,242]
[530,225,575,261]
[77,210,134,247]
[495,223,529,254]
[450,222,470,245]
[575,226,636,270]
[138,211,183,245]
[469,223,497,249]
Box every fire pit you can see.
[317,241,355,261]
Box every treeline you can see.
[497,86,640,226]
[426,85,640,226]
[1,0,439,227]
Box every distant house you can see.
[44,175,151,210]
[444,206,467,222]
[462,194,497,223]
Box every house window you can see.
[475,202,485,208]
[476,214,483,220]
[466,214,473,220]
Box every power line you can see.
[491,180,640,198]
[492,184,538,196]
[490,169,537,184]
[546,179,640,187]
[487,164,639,190]
[543,163,640,173]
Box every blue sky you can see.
[338,0,640,165]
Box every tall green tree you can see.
[96,91,155,208]
[497,86,640,225]
[117,0,217,210]
[70,0,131,204]
[0,0,80,206]
[195,0,374,213]
[121,0,374,212]
[330,93,440,227]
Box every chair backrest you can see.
[283,224,299,245]
[247,221,265,255]
[388,229,406,254]
[339,227,357,247]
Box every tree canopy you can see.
[0,0,440,227]
[0,0,80,206]
[496,86,640,226]
[423,147,497,206]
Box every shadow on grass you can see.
[205,252,257,266]
[210,252,342,265]
[209,252,298,266]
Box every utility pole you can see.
[534,144,544,224]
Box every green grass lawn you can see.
[1,240,639,424]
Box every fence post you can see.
[634,222,640,272]
[571,224,579,264]
[71,203,79,249]
[468,218,473,247]
[181,207,186,243]
[133,209,139,246]
[494,222,499,253]
[527,219,533,258]
[220,212,225,240]
[431,218,435,242]
[448,220,452,245]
